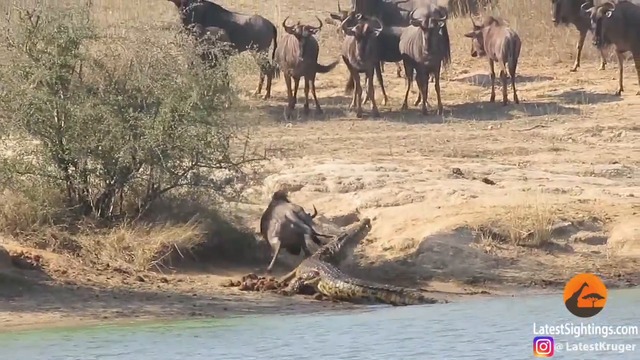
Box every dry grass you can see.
[75,221,206,271]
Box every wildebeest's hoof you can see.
[356,111,363,118]
[303,106,310,115]
[615,89,623,96]
[401,103,408,110]
[315,108,323,115]
[489,97,496,103]
[262,94,270,100]
[514,98,520,104]
[371,109,380,118]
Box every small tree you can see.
[0,2,256,220]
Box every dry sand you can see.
[1,0,640,332]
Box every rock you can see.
[608,218,640,257]
[0,245,11,270]
[219,278,236,287]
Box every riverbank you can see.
[1,232,638,333]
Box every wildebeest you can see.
[340,14,385,118]
[332,11,405,105]
[399,6,451,115]
[464,16,521,105]
[275,16,339,117]
[551,0,610,71]
[259,190,332,273]
[169,0,278,99]
[584,0,640,95]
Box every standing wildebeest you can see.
[399,7,451,115]
[584,0,640,95]
[551,0,610,72]
[464,16,521,105]
[332,10,405,105]
[259,190,332,273]
[341,14,385,118]
[169,0,278,99]
[331,0,412,86]
[275,16,339,117]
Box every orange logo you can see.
[563,273,607,318]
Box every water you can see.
[1,289,638,359]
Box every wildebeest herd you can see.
[169,0,640,120]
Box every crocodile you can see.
[279,217,440,306]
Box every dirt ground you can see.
[1,0,640,331]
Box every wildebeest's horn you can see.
[310,205,318,219]
[337,0,341,13]
[372,17,383,31]
[602,1,615,11]
[282,15,293,30]
[409,9,417,20]
[315,15,323,30]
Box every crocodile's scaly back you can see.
[301,258,438,306]
[313,217,371,263]
[279,218,371,284]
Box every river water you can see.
[1,289,638,359]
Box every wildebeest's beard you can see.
[356,34,369,62]
[592,14,607,48]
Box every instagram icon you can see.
[533,336,555,357]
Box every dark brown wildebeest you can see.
[399,6,451,115]
[584,0,640,95]
[275,16,339,118]
[340,14,385,118]
[259,190,332,273]
[169,0,278,99]
[551,0,610,72]
[464,16,521,105]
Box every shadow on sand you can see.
[255,94,356,122]
[379,100,580,123]
[552,89,622,105]
[453,73,555,88]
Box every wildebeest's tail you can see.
[506,33,521,79]
[270,23,280,79]
[316,59,340,73]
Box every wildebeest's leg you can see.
[499,63,509,106]
[366,68,380,118]
[615,51,625,96]
[571,30,587,72]
[264,68,273,100]
[633,52,640,95]
[343,57,355,95]
[284,74,294,110]
[489,59,496,103]
[310,75,323,114]
[255,73,265,97]
[396,62,403,78]
[293,77,301,106]
[401,58,414,110]
[415,68,428,115]
[372,62,388,106]
[414,76,422,106]
[509,56,520,104]
[434,69,443,115]
[598,48,608,71]
[354,71,364,118]
[303,78,311,115]
[266,239,281,273]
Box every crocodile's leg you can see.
[282,277,305,296]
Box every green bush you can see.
[0,1,253,221]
